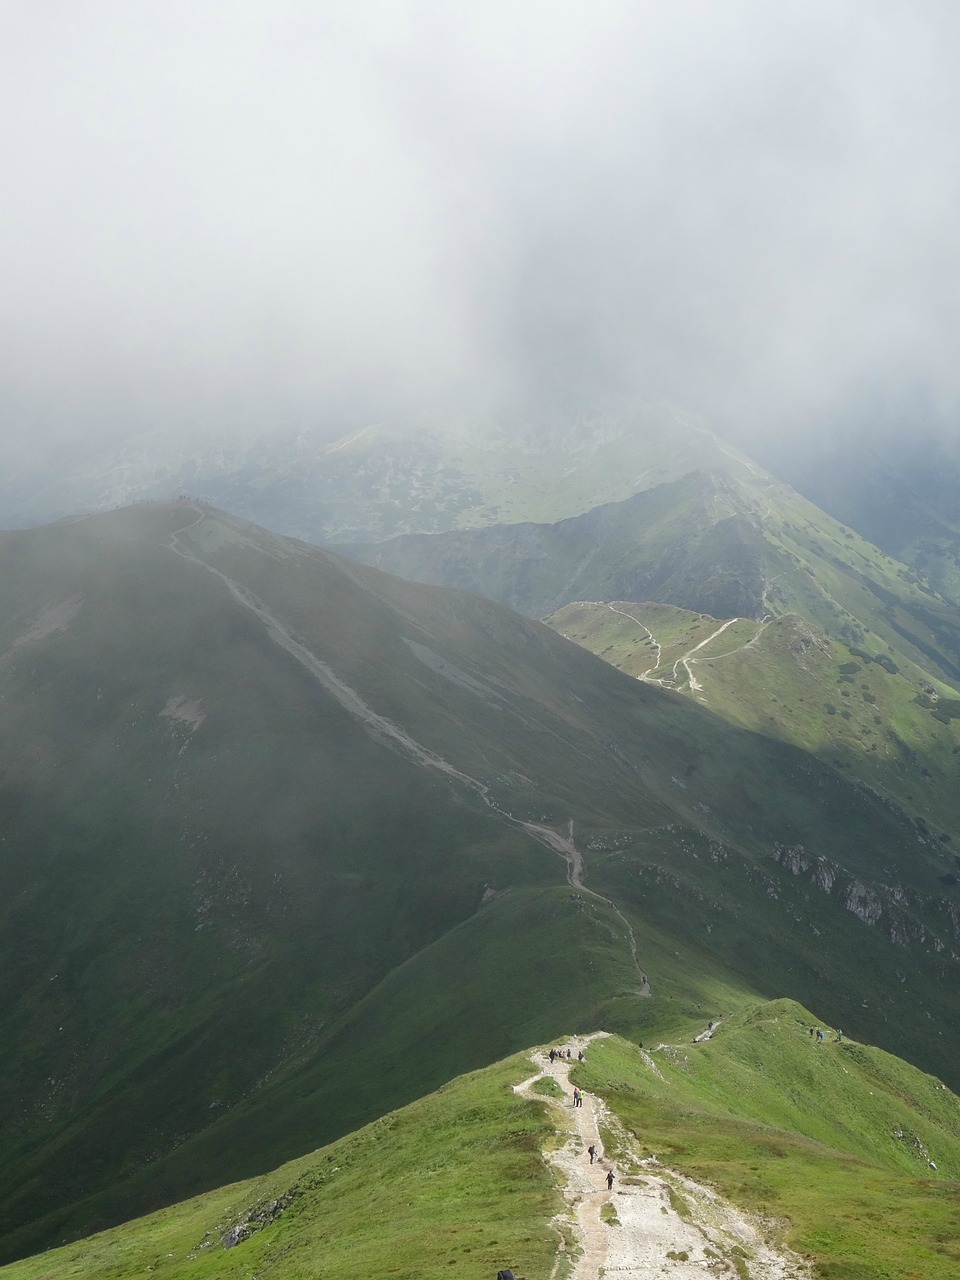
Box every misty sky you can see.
[3,1,959,460]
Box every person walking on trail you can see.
[836,1029,843,1042]
[606,1171,615,1191]
[588,1144,597,1165]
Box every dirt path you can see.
[603,603,665,682]
[167,512,495,800]
[520,819,648,994]
[515,1039,810,1280]
[164,509,648,993]
[672,617,741,692]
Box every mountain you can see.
[346,467,960,687]
[3,1006,960,1280]
[3,501,960,1261]
[0,402,758,543]
[546,600,960,851]
[765,427,960,607]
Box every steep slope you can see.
[547,600,960,846]
[3,1007,959,1280]
[764,426,960,606]
[3,501,960,1261]
[348,467,960,686]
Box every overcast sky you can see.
[3,0,959,460]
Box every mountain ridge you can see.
[3,500,960,1261]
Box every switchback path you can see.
[515,1038,809,1280]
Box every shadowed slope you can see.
[2,502,960,1260]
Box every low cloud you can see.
[2,1,959,462]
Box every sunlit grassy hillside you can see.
[349,467,960,687]
[581,1006,960,1280]
[547,600,960,842]
[4,1003,959,1280]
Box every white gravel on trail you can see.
[514,1035,811,1280]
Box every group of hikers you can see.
[498,1045,620,1280]
[810,1026,843,1042]
[549,1046,585,1063]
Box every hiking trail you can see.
[165,509,647,990]
[671,617,741,693]
[603,603,665,682]
[515,1037,810,1280]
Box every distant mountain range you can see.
[6,401,956,611]
[2,500,960,1265]
[0,401,758,542]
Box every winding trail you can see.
[520,819,648,993]
[514,1038,810,1280]
[165,508,647,990]
[671,617,741,692]
[603,603,665,682]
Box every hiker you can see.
[836,1029,843,1042]
[606,1171,615,1190]
[578,1050,584,1061]
[549,1049,556,1063]
[588,1144,597,1164]
[572,1087,580,1107]
[567,1049,572,1059]
[817,1029,824,1043]
[809,1027,815,1037]
[497,1270,516,1280]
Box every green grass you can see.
[0,1054,560,1280]
[6,1006,960,1279]
[576,1012,960,1279]
[5,501,960,1260]
[546,601,960,845]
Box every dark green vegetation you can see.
[767,425,960,609]
[3,1005,958,1280]
[3,501,960,1264]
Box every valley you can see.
[2,425,960,1277]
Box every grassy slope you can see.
[579,1008,960,1280]
[4,502,960,1260]
[348,468,960,687]
[6,400,755,543]
[546,601,960,842]
[4,1002,959,1280]
[0,1053,560,1280]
